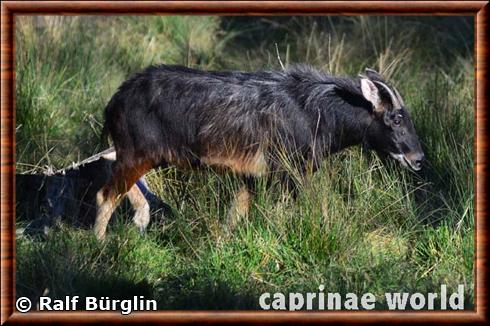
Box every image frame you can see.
[1,1,488,324]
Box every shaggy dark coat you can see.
[94,64,424,239]
[105,65,384,175]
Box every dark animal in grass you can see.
[16,148,170,237]
[94,64,425,240]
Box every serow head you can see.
[360,68,425,171]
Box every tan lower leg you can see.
[126,185,150,233]
[227,185,251,230]
[94,188,117,240]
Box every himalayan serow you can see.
[94,65,425,240]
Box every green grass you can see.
[16,16,474,310]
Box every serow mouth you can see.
[390,153,422,171]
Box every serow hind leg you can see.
[94,186,118,241]
[94,160,152,240]
[126,185,150,235]
[226,185,251,231]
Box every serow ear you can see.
[360,78,385,113]
[365,68,384,81]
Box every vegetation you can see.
[16,16,474,309]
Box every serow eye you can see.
[394,119,401,126]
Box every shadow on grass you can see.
[17,255,260,310]
[153,272,259,310]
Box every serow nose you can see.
[413,154,425,169]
